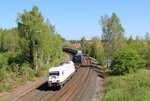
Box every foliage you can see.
[80,37,91,56]
[110,47,144,75]
[143,33,150,67]
[90,37,106,66]
[80,37,87,54]
[20,63,36,79]
[63,40,71,48]
[0,66,8,81]
[0,6,65,93]
[100,13,126,66]
[0,28,19,52]
[126,35,150,67]
[99,13,150,101]
[80,36,106,66]
[17,6,45,72]
[17,6,64,73]
[104,70,150,101]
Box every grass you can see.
[103,69,150,101]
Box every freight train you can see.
[48,48,83,89]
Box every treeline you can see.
[80,13,150,75]
[0,6,64,83]
[80,36,106,66]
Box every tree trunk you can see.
[35,49,38,73]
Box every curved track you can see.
[13,57,96,101]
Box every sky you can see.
[0,0,150,40]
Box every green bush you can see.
[110,47,144,75]
[0,52,11,66]
[0,67,8,81]
[20,63,36,79]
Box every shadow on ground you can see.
[36,82,49,91]
[36,82,60,91]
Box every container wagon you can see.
[63,47,78,55]
[73,53,83,64]
[48,61,75,89]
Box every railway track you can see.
[81,56,88,66]
[11,56,96,101]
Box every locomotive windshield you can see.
[49,71,59,76]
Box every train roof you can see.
[48,61,74,72]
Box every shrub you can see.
[20,63,36,79]
[110,47,144,75]
[0,67,8,81]
[0,52,10,66]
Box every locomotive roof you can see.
[48,61,74,72]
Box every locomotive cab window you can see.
[49,71,59,76]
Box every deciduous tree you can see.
[100,13,125,67]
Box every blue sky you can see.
[0,0,150,40]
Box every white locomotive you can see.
[48,61,75,89]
